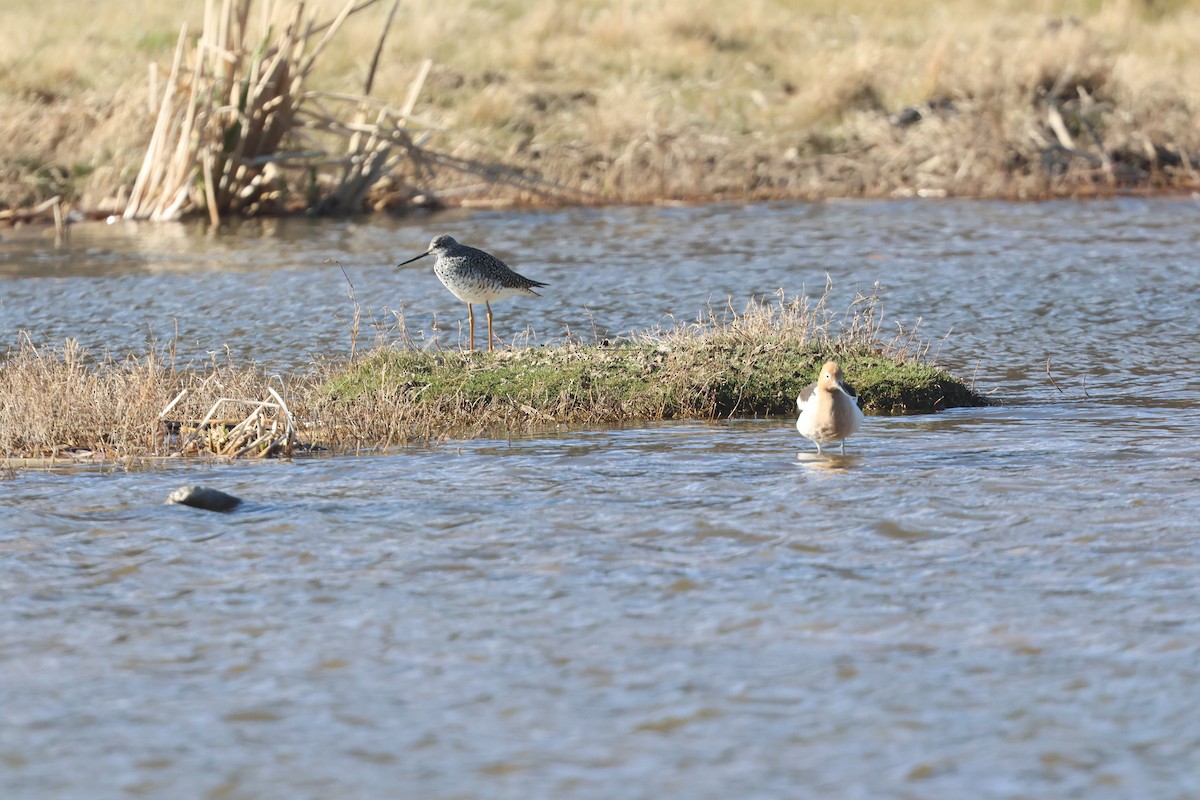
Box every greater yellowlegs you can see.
[796,361,865,454]
[397,234,548,352]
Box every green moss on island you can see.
[322,339,987,434]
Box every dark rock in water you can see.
[889,96,957,128]
[889,106,924,128]
[167,486,243,513]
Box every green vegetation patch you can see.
[323,337,986,436]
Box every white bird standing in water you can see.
[397,234,548,352]
[796,360,864,454]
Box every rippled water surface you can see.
[3,199,1200,799]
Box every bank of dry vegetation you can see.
[0,293,987,462]
[2,0,1199,221]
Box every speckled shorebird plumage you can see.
[796,360,865,454]
[397,234,548,352]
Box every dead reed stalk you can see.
[163,386,304,457]
[123,0,425,223]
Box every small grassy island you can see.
[324,339,981,438]
[0,296,988,465]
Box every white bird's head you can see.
[818,361,848,393]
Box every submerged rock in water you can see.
[167,485,243,513]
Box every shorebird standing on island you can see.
[796,360,865,454]
[397,234,548,352]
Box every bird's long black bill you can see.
[396,251,431,267]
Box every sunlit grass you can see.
[2,0,1199,210]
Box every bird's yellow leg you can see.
[486,301,494,352]
[467,303,475,351]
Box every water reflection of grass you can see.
[0,292,986,461]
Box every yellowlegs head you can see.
[397,234,460,267]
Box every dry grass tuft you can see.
[0,336,305,459]
[0,336,172,459]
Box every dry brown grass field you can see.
[2,0,1199,217]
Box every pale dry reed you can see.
[122,0,429,223]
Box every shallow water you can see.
[2,199,1200,798]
